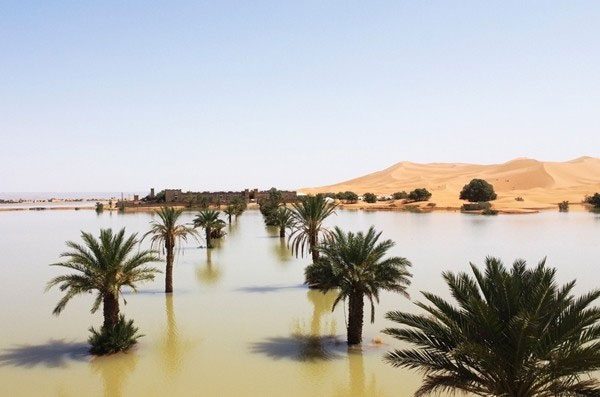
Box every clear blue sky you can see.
[1,1,599,192]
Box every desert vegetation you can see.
[407,188,432,202]
[305,226,412,345]
[47,228,160,355]
[384,257,600,396]
[288,194,337,263]
[144,207,198,293]
[362,192,377,203]
[460,179,497,202]
[193,209,226,249]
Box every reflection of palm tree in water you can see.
[90,352,137,397]
[161,295,184,374]
[196,249,222,285]
[273,238,292,263]
[335,350,381,397]
[159,295,197,377]
[306,289,337,336]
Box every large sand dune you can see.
[301,157,600,211]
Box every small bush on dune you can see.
[558,201,569,212]
[460,179,497,202]
[408,188,432,202]
[88,316,142,355]
[585,193,600,208]
[363,193,377,203]
[392,191,409,200]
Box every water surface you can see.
[0,209,599,396]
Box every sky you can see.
[1,1,599,193]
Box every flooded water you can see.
[0,209,599,396]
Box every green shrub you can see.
[558,201,569,212]
[95,202,104,213]
[363,193,377,203]
[335,191,358,203]
[392,191,409,200]
[461,202,492,211]
[88,316,142,355]
[408,188,432,202]
[585,193,600,208]
[460,179,497,202]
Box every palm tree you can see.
[193,209,226,249]
[143,207,198,293]
[47,228,160,329]
[383,257,600,396]
[223,204,236,224]
[305,226,412,345]
[270,205,294,238]
[289,195,337,262]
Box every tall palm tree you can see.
[383,257,600,396]
[47,228,160,329]
[143,207,198,293]
[305,226,412,345]
[270,205,294,238]
[223,204,236,224]
[289,195,337,262]
[193,209,226,249]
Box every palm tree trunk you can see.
[103,293,120,329]
[228,214,231,224]
[206,228,212,249]
[347,291,364,345]
[279,226,285,238]
[310,232,319,262]
[165,241,174,293]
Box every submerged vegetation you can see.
[384,257,600,396]
[88,315,143,355]
[288,194,337,263]
[270,205,294,238]
[193,209,226,249]
[144,207,198,293]
[306,227,412,345]
[47,228,160,354]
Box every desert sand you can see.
[301,157,600,213]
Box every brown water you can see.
[0,209,599,396]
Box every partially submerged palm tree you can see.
[223,204,236,224]
[384,257,600,396]
[193,209,226,249]
[289,195,337,262]
[143,207,198,293]
[47,228,160,354]
[305,226,412,345]
[270,205,294,238]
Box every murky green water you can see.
[0,209,599,396]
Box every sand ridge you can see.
[300,157,600,211]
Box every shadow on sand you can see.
[250,334,345,362]
[0,339,89,368]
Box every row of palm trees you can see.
[46,196,600,395]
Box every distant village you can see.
[118,188,298,209]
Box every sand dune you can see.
[301,157,600,211]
